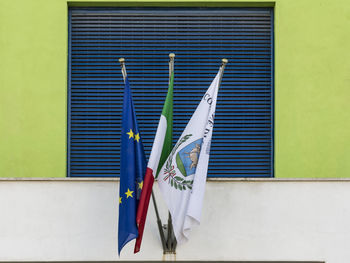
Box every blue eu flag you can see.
[118,77,146,255]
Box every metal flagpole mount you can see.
[118,57,127,82]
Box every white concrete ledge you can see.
[0,178,348,262]
[0,177,350,182]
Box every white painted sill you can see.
[0,177,349,182]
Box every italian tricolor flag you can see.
[134,71,174,253]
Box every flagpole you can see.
[166,53,177,253]
[118,57,168,252]
[169,53,175,78]
[218,58,228,89]
[151,190,167,252]
[118,58,127,82]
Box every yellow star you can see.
[126,129,134,139]
[119,197,122,204]
[134,133,140,142]
[125,188,134,198]
[138,181,143,190]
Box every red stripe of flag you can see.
[134,167,154,253]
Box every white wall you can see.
[0,178,349,262]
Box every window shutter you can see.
[68,8,274,177]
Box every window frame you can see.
[67,7,275,178]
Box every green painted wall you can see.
[0,0,349,178]
[0,0,68,177]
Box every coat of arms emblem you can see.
[176,138,203,177]
[163,134,203,191]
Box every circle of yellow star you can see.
[125,188,134,198]
[138,181,143,190]
[134,133,140,142]
[126,129,134,139]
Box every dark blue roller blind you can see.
[68,7,274,177]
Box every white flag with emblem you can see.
[157,67,223,244]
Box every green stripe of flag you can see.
[156,71,174,176]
